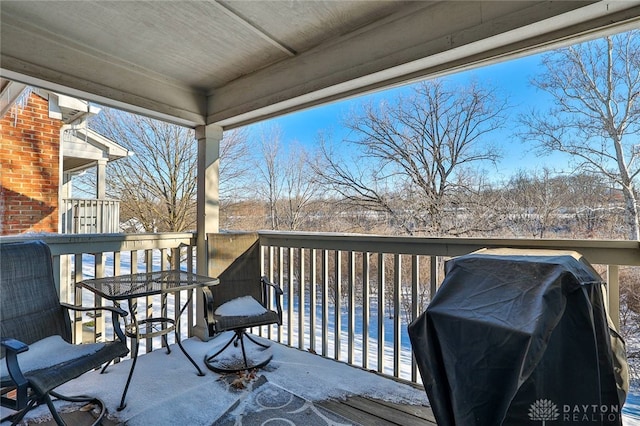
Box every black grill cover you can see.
[408,248,628,426]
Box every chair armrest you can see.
[261,276,283,319]
[261,276,283,296]
[1,338,28,354]
[202,286,216,335]
[1,338,29,394]
[59,303,128,342]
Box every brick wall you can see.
[0,91,61,235]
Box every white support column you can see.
[193,123,222,341]
[96,159,107,199]
[58,125,70,300]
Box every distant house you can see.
[0,80,129,235]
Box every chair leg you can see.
[244,332,271,349]
[204,331,239,365]
[44,393,66,426]
[49,391,106,426]
[204,330,273,373]
[5,397,39,426]
[6,390,105,426]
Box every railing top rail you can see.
[62,198,121,202]
[257,231,640,266]
[2,230,638,266]
[0,232,197,255]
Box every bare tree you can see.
[88,108,249,232]
[519,30,640,240]
[502,168,570,238]
[252,125,320,230]
[219,127,252,201]
[313,79,508,236]
[89,109,196,232]
[254,125,283,229]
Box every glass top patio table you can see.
[78,270,219,411]
[78,270,219,300]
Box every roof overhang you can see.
[62,127,130,173]
[2,1,639,130]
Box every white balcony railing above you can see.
[61,198,120,234]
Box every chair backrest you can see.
[0,241,71,358]
[207,232,263,311]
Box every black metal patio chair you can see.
[203,233,283,373]
[0,240,129,426]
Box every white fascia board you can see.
[0,80,27,117]
[73,127,130,160]
[56,92,91,112]
[0,63,205,129]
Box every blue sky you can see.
[251,52,574,182]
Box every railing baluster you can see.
[298,247,305,350]
[310,248,317,353]
[334,250,342,360]
[145,250,154,352]
[95,200,103,233]
[607,265,620,330]
[170,247,180,337]
[74,253,84,343]
[411,255,419,382]
[278,247,284,344]
[111,250,122,356]
[377,252,385,374]
[160,248,169,348]
[362,252,370,370]
[394,253,401,378]
[287,247,294,346]
[322,249,329,357]
[94,252,105,343]
[348,251,355,365]
[187,246,194,336]
[263,245,273,339]
[430,256,438,300]
[268,245,274,338]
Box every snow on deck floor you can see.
[3,332,427,425]
[5,332,638,425]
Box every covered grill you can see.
[408,248,628,426]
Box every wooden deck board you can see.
[318,396,436,425]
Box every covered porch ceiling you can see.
[2,1,640,130]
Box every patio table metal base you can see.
[117,311,205,411]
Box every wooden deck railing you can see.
[256,231,640,384]
[0,232,197,354]
[1,231,637,387]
